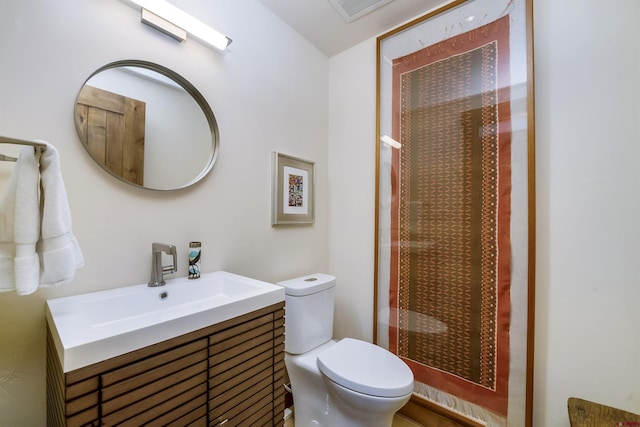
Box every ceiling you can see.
[257,0,451,57]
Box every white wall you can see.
[533,0,640,425]
[0,1,329,425]
[328,1,640,426]
[328,40,377,342]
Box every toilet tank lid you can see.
[277,273,336,296]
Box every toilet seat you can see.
[316,338,413,398]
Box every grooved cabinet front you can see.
[47,302,285,427]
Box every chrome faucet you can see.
[148,242,177,287]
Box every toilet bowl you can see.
[278,274,414,427]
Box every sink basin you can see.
[46,271,285,372]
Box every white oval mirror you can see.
[75,60,219,190]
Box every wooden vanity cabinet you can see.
[47,302,286,427]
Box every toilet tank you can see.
[277,273,336,354]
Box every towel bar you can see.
[0,135,47,151]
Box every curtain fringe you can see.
[414,382,506,427]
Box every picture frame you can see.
[272,152,315,225]
[374,0,535,425]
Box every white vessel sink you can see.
[46,271,284,372]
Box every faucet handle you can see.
[163,246,177,274]
[152,242,177,274]
[152,242,174,253]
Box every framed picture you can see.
[272,152,315,225]
[374,0,535,425]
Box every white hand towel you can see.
[0,147,41,295]
[37,142,84,287]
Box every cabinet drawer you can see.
[209,378,274,426]
[209,344,274,389]
[102,347,208,401]
[101,361,207,425]
[102,338,208,389]
[102,371,208,425]
[209,316,275,356]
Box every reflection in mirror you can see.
[75,60,219,190]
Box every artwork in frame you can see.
[374,0,535,426]
[272,152,315,225]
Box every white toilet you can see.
[277,273,414,427]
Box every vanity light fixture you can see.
[140,8,186,42]
[381,134,402,149]
[129,0,232,51]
